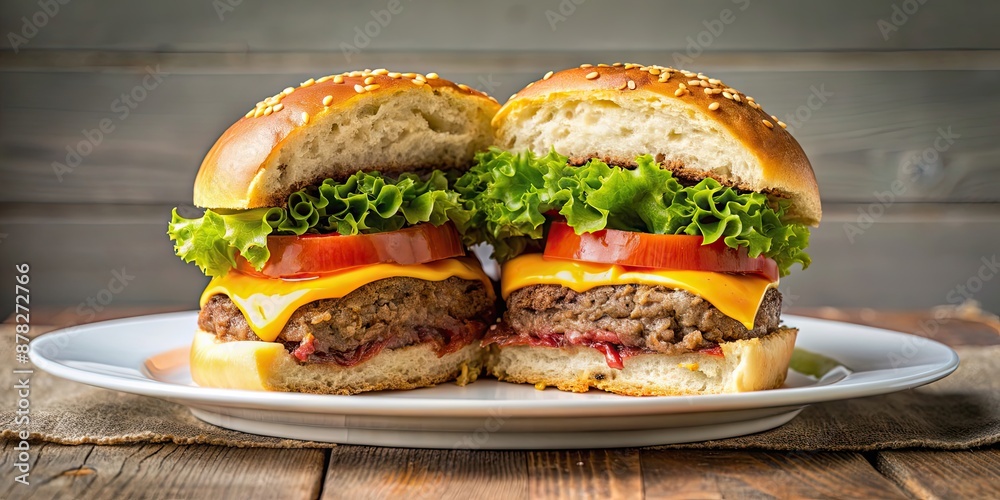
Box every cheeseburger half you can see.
[168,70,500,394]
[457,64,821,396]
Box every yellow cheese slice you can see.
[200,257,493,342]
[501,254,776,330]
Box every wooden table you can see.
[4,307,999,499]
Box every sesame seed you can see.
[282,87,295,95]
[709,78,721,85]
[365,84,380,91]
[253,107,265,118]
[580,63,593,68]
[585,71,599,80]
[364,76,375,85]
[411,79,425,86]
[648,68,661,75]
[704,87,713,94]
[414,74,427,82]
[402,72,416,78]
[425,72,439,80]
[317,76,331,83]
[623,63,636,69]
[388,72,401,79]
[627,80,636,90]
[771,115,779,121]
[674,88,685,97]
[300,78,315,87]
[543,70,554,80]
[778,121,787,129]
[373,68,389,75]
[723,92,733,99]
[302,112,310,124]
[762,119,774,129]
[273,103,283,112]
[708,102,720,111]
[612,62,623,67]
[457,83,470,91]
[597,63,609,67]
[525,82,534,88]
[264,105,274,116]
[658,74,670,83]
[678,83,687,90]
[322,95,333,106]
[617,82,628,90]
[354,84,365,93]
[509,93,517,100]
[687,80,701,86]
[348,71,362,77]
[244,110,253,118]
[333,75,344,84]
[733,94,742,102]
[488,96,499,103]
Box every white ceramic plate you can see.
[30,312,958,449]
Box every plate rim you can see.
[29,311,960,418]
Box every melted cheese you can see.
[200,258,493,342]
[501,254,776,330]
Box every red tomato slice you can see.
[544,222,779,281]
[235,222,465,279]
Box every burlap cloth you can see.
[1,324,997,450]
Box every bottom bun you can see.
[486,328,797,396]
[190,329,485,395]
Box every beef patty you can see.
[495,284,782,355]
[199,277,496,365]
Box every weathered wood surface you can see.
[641,450,909,499]
[875,449,1000,499]
[322,446,527,499]
[0,441,326,500]
[2,0,999,52]
[527,449,643,500]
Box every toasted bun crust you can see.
[194,70,500,210]
[495,64,821,225]
[486,327,797,396]
[190,330,484,395]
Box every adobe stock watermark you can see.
[52,65,169,182]
[671,0,751,67]
[545,0,588,31]
[842,126,959,243]
[888,254,997,369]
[452,408,507,450]
[474,74,502,96]
[877,0,930,41]
[32,268,137,365]
[6,0,72,53]
[340,0,412,63]
[781,84,833,134]
[213,0,243,22]
[75,267,136,322]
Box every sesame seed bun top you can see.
[193,69,500,210]
[495,63,821,226]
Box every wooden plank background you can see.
[1,0,999,317]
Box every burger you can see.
[455,64,821,396]
[168,69,500,394]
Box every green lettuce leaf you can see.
[168,170,471,277]
[456,148,812,276]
